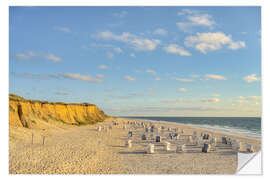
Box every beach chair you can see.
[147,144,155,154]
[141,134,147,140]
[246,144,255,153]
[176,144,186,153]
[173,133,179,140]
[145,127,149,133]
[181,129,184,134]
[239,142,247,152]
[164,142,171,151]
[150,133,154,140]
[222,136,228,144]
[203,134,209,140]
[156,136,161,142]
[168,133,173,140]
[202,143,211,153]
[188,136,194,144]
[128,131,133,137]
[126,140,132,148]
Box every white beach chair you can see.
[176,144,187,153]
[214,137,218,146]
[188,136,194,144]
[126,140,132,148]
[231,140,239,151]
[239,142,247,152]
[147,144,155,154]
[181,129,184,134]
[164,142,171,151]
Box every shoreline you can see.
[9,117,261,174]
[120,117,261,140]
[116,117,261,150]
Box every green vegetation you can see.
[9,94,96,107]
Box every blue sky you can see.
[9,6,261,117]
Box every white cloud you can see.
[146,69,157,75]
[155,77,161,81]
[15,51,62,63]
[96,74,104,79]
[190,74,200,78]
[177,9,215,32]
[177,9,199,16]
[153,28,168,36]
[238,96,261,101]
[15,53,30,60]
[124,75,136,81]
[229,41,246,50]
[201,98,220,103]
[114,47,123,53]
[46,54,62,63]
[113,11,128,18]
[175,78,193,82]
[61,73,104,83]
[205,74,226,80]
[185,32,245,54]
[130,53,136,57]
[54,26,71,33]
[95,31,161,51]
[98,64,109,70]
[212,94,220,97]
[243,74,260,83]
[236,96,261,104]
[15,51,38,60]
[177,88,187,92]
[107,52,114,59]
[27,51,38,57]
[164,44,191,56]
[14,73,58,79]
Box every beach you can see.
[9,117,261,174]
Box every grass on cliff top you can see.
[9,94,96,106]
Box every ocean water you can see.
[123,116,261,139]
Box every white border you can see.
[2,0,270,179]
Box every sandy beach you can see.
[9,117,261,174]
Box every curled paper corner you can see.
[236,151,262,175]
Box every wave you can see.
[126,117,261,139]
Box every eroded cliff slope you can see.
[9,94,109,129]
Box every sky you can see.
[9,6,261,117]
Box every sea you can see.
[122,116,261,139]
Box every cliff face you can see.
[9,94,109,129]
